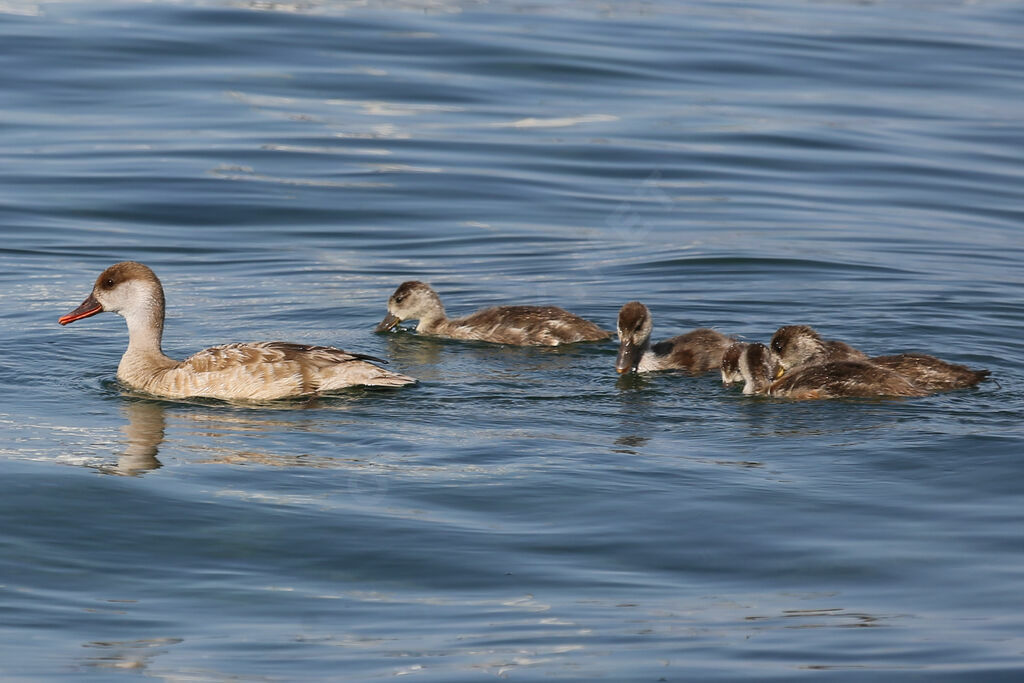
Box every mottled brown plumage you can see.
[735,342,783,394]
[720,341,749,386]
[737,343,926,399]
[615,301,735,374]
[59,262,415,401]
[770,325,868,370]
[770,324,989,392]
[375,280,610,346]
[769,361,928,399]
[869,353,989,392]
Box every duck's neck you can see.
[637,335,653,356]
[118,303,176,384]
[415,302,448,334]
[741,367,771,395]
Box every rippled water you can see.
[2,0,1023,679]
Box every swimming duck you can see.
[769,324,868,370]
[375,281,610,346]
[720,341,749,386]
[737,343,926,399]
[615,301,735,374]
[770,325,989,391]
[59,262,416,401]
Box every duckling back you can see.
[445,305,610,346]
[769,360,927,400]
[870,353,989,392]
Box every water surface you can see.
[2,0,1023,679]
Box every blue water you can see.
[2,0,1023,679]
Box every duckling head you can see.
[720,341,749,386]
[770,324,824,370]
[615,301,653,373]
[375,280,446,332]
[738,342,782,395]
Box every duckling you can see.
[735,342,782,395]
[615,301,735,374]
[738,343,926,400]
[59,262,415,401]
[720,341,749,386]
[771,325,989,391]
[375,280,610,346]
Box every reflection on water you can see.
[103,396,394,475]
[383,332,445,379]
[3,0,1023,677]
[105,400,165,476]
[615,372,652,392]
[82,637,184,673]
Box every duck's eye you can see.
[103,278,115,288]
[394,294,406,303]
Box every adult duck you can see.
[60,262,415,401]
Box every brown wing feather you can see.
[652,328,735,372]
[449,305,610,345]
[825,340,868,362]
[182,342,386,374]
[871,353,989,391]
[771,361,925,399]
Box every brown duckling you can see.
[615,301,735,374]
[771,325,989,391]
[738,343,926,400]
[375,281,610,346]
[720,341,749,386]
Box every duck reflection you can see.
[612,373,656,454]
[102,400,166,476]
[82,636,184,673]
[384,328,597,382]
[101,394,381,474]
[384,332,444,380]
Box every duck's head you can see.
[738,342,783,395]
[375,281,444,332]
[59,261,165,327]
[770,324,824,370]
[720,341,749,386]
[615,301,653,374]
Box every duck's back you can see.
[648,328,735,373]
[143,342,413,400]
[770,360,926,400]
[871,353,989,391]
[822,340,869,363]
[447,305,610,346]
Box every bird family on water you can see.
[59,262,990,402]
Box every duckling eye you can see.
[394,294,406,303]
[103,278,115,288]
